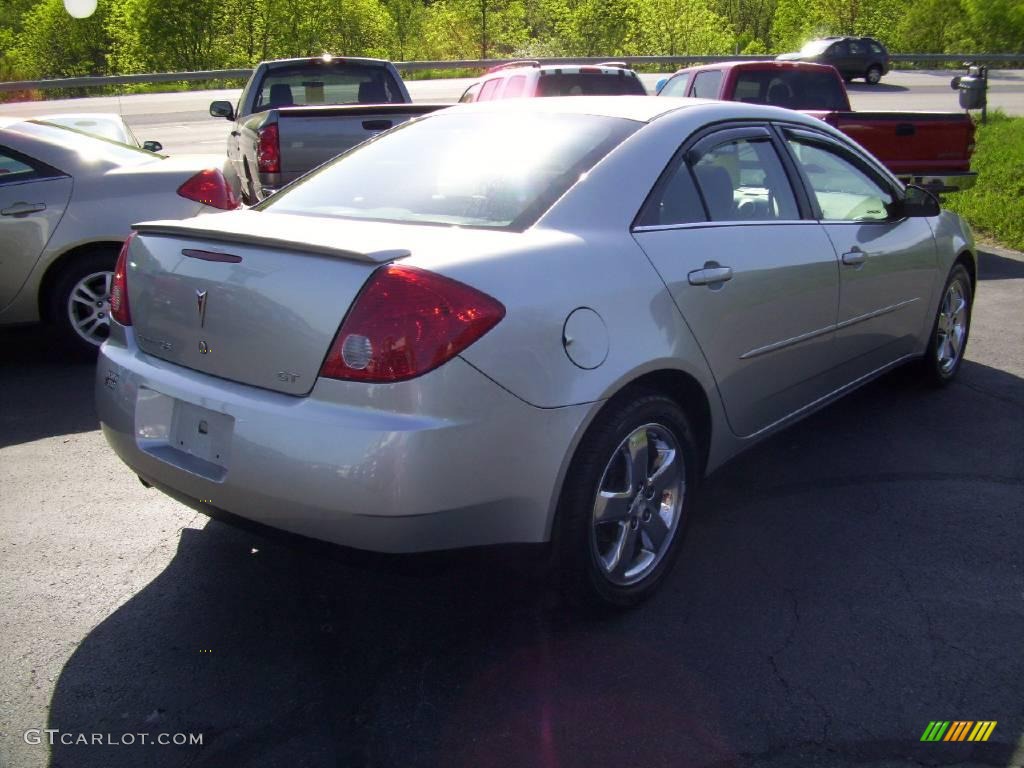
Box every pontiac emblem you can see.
[196,289,208,328]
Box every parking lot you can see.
[0,243,1021,768]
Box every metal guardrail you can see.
[1,53,1022,93]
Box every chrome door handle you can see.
[688,266,733,286]
[841,249,866,266]
[1,202,46,216]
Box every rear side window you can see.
[0,147,41,184]
[253,63,405,110]
[478,78,502,101]
[691,138,799,221]
[503,75,527,98]
[869,42,884,54]
[637,164,706,227]
[659,74,690,97]
[536,71,646,96]
[691,71,723,99]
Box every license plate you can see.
[135,388,233,472]
[170,401,233,467]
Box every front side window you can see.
[253,64,404,111]
[786,137,894,221]
[459,83,481,103]
[691,71,723,99]
[691,137,799,221]
[848,40,865,55]
[659,74,690,97]
[264,112,639,230]
[478,78,502,101]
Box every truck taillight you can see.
[257,123,281,174]
[110,233,135,327]
[177,169,240,210]
[319,265,505,383]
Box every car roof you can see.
[261,56,390,68]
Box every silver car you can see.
[0,118,238,354]
[96,97,975,607]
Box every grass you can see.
[944,110,1024,252]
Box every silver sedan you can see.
[96,97,975,607]
[0,118,239,353]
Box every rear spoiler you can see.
[133,212,410,264]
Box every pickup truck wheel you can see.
[866,65,883,84]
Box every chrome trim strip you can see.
[835,297,920,330]
[738,297,920,360]
[740,323,836,360]
[632,220,817,234]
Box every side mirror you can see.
[210,101,235,120]
[655,78,667,94]
[899,184,941,218]
[142,140,163,153]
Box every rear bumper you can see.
[898,171,977,194]
[96,329,591,553]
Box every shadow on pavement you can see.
[0,326,98,449]
[846,81,909,93]
[978,248,1024,281]
[45,360,1023,767]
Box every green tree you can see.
[13,0,111,78]
[638,0,734,56]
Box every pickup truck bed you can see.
[657,61,977,192]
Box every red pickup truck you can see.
[657,61,976,192]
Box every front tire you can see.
[49,249,119,356]
[555,391,699,609]
[866,65,883,84]
[922,263,972,385]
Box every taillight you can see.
[320,265,505,383]
[110,233,135,326]
[177,168,239,210]
[257,123,280,174]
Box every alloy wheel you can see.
[590,423,685,586]
[936,279,968,374]
[67,270,114,347]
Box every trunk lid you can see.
[127,211,413,395]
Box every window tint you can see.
[265,112,639,230]
[536,71,646,96]
[478,78,502,100]
[869,42,884,54]
[253,63,404,110]
[503,75,527,98]
[733,70,846,110]
[786,138,893,221]
[660,74,690,97]
[848,40,865,55]
[637,163,706,227]
[0,148,39,184]
[829,42,848,57]
[459,83,481,103]
[691,138,799,221]
[691,70,723,99]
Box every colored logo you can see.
[921,721,997,742]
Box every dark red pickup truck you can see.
[657,61,976,192]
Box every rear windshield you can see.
[21,121,156,167]
[253,63,404,111]
[262,111,639,230]
[800,40,833,55]
[536,71,647,97]
[734,69,846,111]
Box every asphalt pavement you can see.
[1,244,1022,768]
[2,69,1023,155]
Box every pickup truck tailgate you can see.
[825,111,975,175]
[127,211,410,396]
[276,104,447,176]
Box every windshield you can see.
[253,62,404,111]
[22,120,157,166]
[263,111,638,230]
[800,40,834,55]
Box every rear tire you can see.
[921,264,972,386]
[49,249,119,357]
[866,65,883,84]
[554,390,699,610]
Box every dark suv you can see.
[777,36,890,84]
